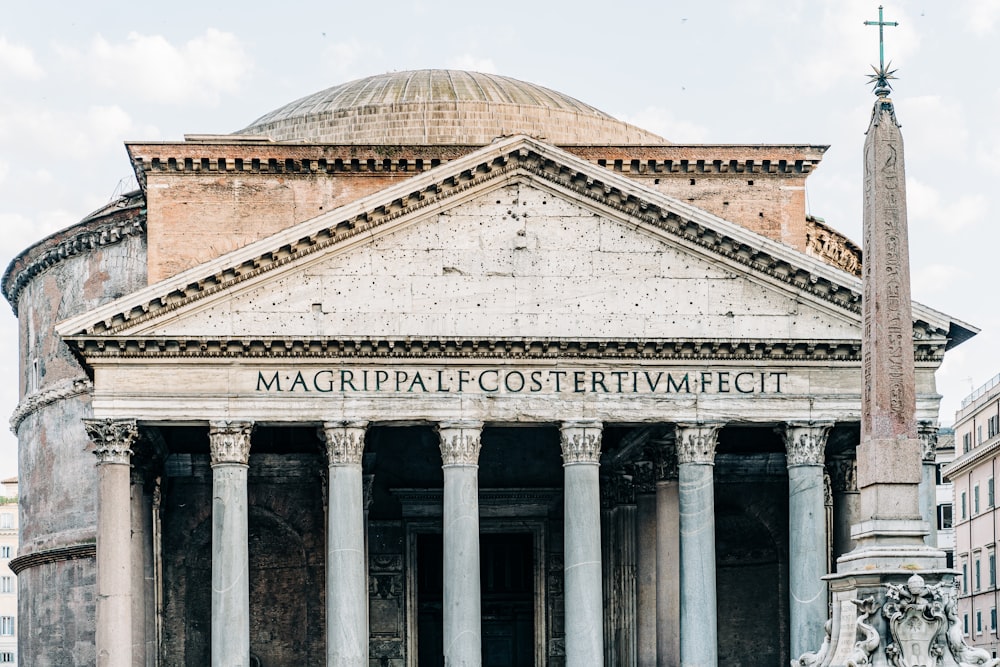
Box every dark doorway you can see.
[416,532,535,666]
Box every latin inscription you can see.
[255,368,788,395]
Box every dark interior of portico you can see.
[148,421,859,666]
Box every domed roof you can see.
[237,69,666,145]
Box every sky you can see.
[1,1,998,479]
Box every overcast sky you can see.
[1,1,997,479]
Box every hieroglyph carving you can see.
[674,423,722,464]
[320,421,368,466]
[559,421,603,464]
[84,418,138,465]
[782,422,834,467]
[438,421,483,466]
[208,420,253,465]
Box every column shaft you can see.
[783,422,833,660]
[656,479,680,666]
[209,421,253,667]
[676,423,721,667]
[635,492,657,667]
[323,422,369,666]
[439,421,484,667]
[919,424,939,547]
[86,418,138,667]
[560,421,604,665]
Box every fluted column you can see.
[438,420,484,667]
[209,421,253,667]
[321,421,369,666]
[918,422,939,547]
[654,438,681,667]
[560,420,604,665]
[781,421,833,660]
[676,422,722,667]
[85,418,138,667]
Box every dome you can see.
[237,69,666,145]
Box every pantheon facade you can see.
[2,70,974,666]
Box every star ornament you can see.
[866,62,898,94]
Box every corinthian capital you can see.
[320,421,368,466]
[674,422,723,464]
[560,420,603,464]
[917,421,938,463]
[438,421,483,466]
[781,421,834,467]
[209,421,254,466]
[84,418,138,465]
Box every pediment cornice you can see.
[57,135,972,347]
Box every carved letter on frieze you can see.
[320,421,368,467]
[208,421,254,466]
[674,422,723,465]
[84,418,138,466]
[782,421,834,467]
[559,421,603,465]
[437,421,483,466]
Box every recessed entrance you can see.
[416,532,536,666]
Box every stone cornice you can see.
[3,204,145,313]
[58,136,969,348]
[10,376,92,433]
[61,335,948,363]
[9,542,95,575]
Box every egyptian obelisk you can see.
[791,9,994,666]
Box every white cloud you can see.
[967,0,1000,35]
[0,210,80,259]
[0,161,8,185]
[447,55,497,74]
[0,37,43,80]
[619,106,709,143]
[0,103,160,160]
[906,178,988,233]
[61,29,251,106]
[912,263,972,298]
[901,95,969,160]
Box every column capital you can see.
[827,455,858,493]
[781,421,834,467]
[320,420,368,466]
[437,420,483,466]
[560,420,603,465]
[84,418,138,466]
[208,420,253,466]
[651,437,679,481]
[917,421,938,463]
[674,422,723,465]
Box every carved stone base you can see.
[794,563,999,667]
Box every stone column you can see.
[602,469,637,666]
[676,422,722,667]
[654,438,681,667]
[827,454,859,562]
[560,420,604,665]
[321,421,369,666]
[85,418,139,667]
[438,420,484,667]
[209,421,253,667]
[918,422,939,547]
[632,460,658,667]
[781,421,834,660]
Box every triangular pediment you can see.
[58,135,971,360]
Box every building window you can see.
[0,652,14,663]
[991,550,997,588]
[990,479,996,508]
[980,425,985,444]
[1,577,12,594]
[0,547,10,560]
[939,504,953,530]
[0,617,13,636]
[976,558,982,590]
[963,561,969,593]
[989,415,1000,438]
[992,607,997,630]
[0,514,11,530]
[978,610,984,634]
[965,613,970,635]
[975,485,981,514]
[963,492,968,519]
[965,432,973,453]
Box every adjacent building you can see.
[947,375,1000,658]
[3,70,976,666]
[0,479,18,665]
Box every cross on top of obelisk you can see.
[865,5,899,96]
